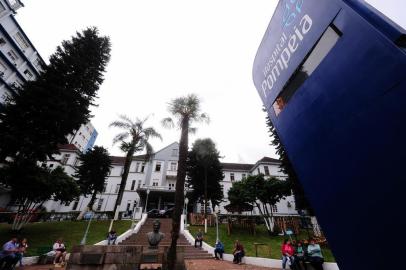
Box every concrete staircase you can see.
[120,218,212,260]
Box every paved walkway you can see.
[14,265,62,270]
[185,259,280,270]
[17,260,281,270]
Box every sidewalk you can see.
[185,259,280,270]
[15,265,62,270]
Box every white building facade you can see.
[0,0,45,103]
[66,122,98,153]
[0,142,298,217]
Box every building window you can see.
[14,32,30,50]
[135,162,140,172]
[33,58,42,70]
[131,180,136,191]
[102,183,107,193]
[97,199,104,211]
[64,201,70,206]
[115,184,120,193]
[257,168,261,174]
[264,166,270,176]
[152,182,158,187]
[230,173,235,182]
[272,205,278,213]
[155,162,161,172]
[7,50,19,62]
[172,149,178,156]
[72,200,79,210]
[0,38,6,46]
[0,60,7,75]
[61,154,70,165]
[49,164,54,168]
[141,163,145,173]
[138,180,141,188]
[126,200,132,212]
[170,162,177,171]
[168,183,175,190]
[242,173,246,179]
[273,25,341,116]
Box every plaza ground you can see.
[188,224,335,262]
[0,220,132,256]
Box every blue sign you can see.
[253,0,340,112]
[253,1,406,269]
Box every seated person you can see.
[294,241,307,270]
[107,229,117,245]
[0,237,21,270]
[214,240,224,260]
[52,238,67,266]
[17,238,28,267]
[232,240,245,264]
[307,239,324,270]
[194,229,203,248]
[281,239,295,269]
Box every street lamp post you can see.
[204,164,208,233]
[80,210,93,245]
[144,188,150,213]
[215,209,220,242]
[184,197,189,228]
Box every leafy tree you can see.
[0,160,80,231]
[186,138,224,214]
[75,146,112,220]
[0,27,111,162]
[227,174,291,234]
[265,112,314,214]
[109,115,161,221]
[162,94,209,270]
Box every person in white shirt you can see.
[52,238,67,266]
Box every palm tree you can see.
[162,94,208,270]
[109,115,162,223]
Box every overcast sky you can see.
[15,0,405,163]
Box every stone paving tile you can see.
[185,259,280,270]
[15,265,63,270]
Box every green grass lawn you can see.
[0,220,132,256]
[188,224,336,262]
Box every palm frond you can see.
[112,132,129,145]
[144,127,162,141]
[161,117,174,129]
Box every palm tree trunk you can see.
[112,145,135,221]
[167,118,189,270]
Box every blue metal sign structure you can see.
[253,1,406,269]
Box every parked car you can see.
[161,207,174,218]
[147,209,160,218]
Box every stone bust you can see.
[147,219,165,248]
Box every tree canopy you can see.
[186,138,224,211]
[227,174,291,233]
[0,27,111,162]
[75,146,112,209]
[0,160,80,230]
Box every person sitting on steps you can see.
[0,237,21,270]
[233,240,245,264]
[107,229,117,245]
[307,239,324,270]
[214,240,224,260]
[52,238,67,267]
[194,229,203,248]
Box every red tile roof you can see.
[58,144,79,152]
